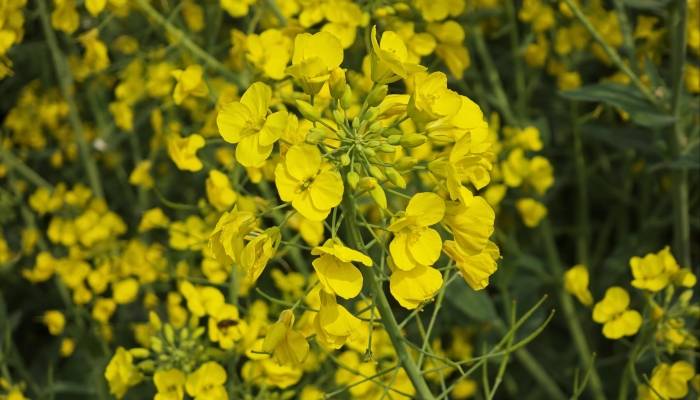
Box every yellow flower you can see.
[217,82,287,167]
[414,0,464,22]
[138,208,170,232]
[154,369,186,400]
[647,361,695,399]
[246,29,292,80]
[370,26,425,84]
[314,291,362,349]
[443,197,495,255]
[241,227,281,283]
[427,21,471,78]
[209,209,257,264]
[287,32,344,94]
[444,240,500,290]
[274,144,344,221]
[630,246,680,292]
[92,298,117,323]
[311,239,372,299]
[221,0,255,17]
[104,347,143,399]
[288,213,325,246]
[390,264,443,309]
[60,338,75,357]
[185,361,228,400]
[172,65,208,105]
[51,0,79,34]
[685,64,700,93]
[515,198,547,228]
[208,304,248,350]
[262,309,309,366]
[42,310,66,335]
[408,71,462,123]
[112,278,139,304]
[206,170,237,211]
[78,29,110,75]
[85,0,106,16]
[167,134,205,172]
[388,192,445,271]
[129,160,154,189]
[592,286,642,340]
[564,264,593,306]
[180,281,225,318]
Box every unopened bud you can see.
[341,87,353,109]
[329,68,347,99]
[137,360,155,372]
[370,185,387,209]
[358,177,377,191]
[385,168,406,188]
[366,85,388,107]
[368,165,385,181]
[150,337,163,353]
[333,109,345,126]
[340,153,351,166]
[296,100,321,121]
[396,157,417,170]
[377,144,396,153]
[129,348,150,358]
[164,324,175,344]
[347,171,360,189]
[401,134,426,148]
[387,135,402,145]
[306,128,327,144]
[382,127,401,138]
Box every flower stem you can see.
[37,0,104,199]
[342,194,435,400]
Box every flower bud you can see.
[150,336,164,353]
[333,109,345,126]
[130,348,150,358]
[366,85,388,107]
[396,157,417,170]
[296,100,321,121]
[341,87,353,109]
[387,135,402,145]
[368,165,385,181]
[377,144,396,153]
[340,153,351,166]
[329,68,347,99]
[347,171,360,189]
[306,128,327,144]
[164,324,175,344]
[370,185,387,209]
[137,360,155,373]
[358,177,377,191]
[385,167,406,188]
[401,134,426,148]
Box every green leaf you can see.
[445,280,497,321]
[560,83,674,128]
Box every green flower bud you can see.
[164,324,175,345]
[129,348,150,358]
[370,184,387,209]
[377,144,397,153]
[306,128,327,144]
[341,87,353,109]
[385,167,406,188]
[347,171,360,189]
[296,100,321,121]
[387,135,402,145]
[366,85,388,107]
[368,165,385,181]
[150,337,164,353]
[333,109,345,126]
[329,68,347,99]
[340,153,351,166]
[401,134,426,148]
[396,157,417,170]
[137,360,155,373]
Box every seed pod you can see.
[367,85,388,107]
[401,134,426,148]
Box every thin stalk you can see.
[668,0,691,268]
[561,0,664,110]
[504,0,527,116]
[540,220,606,400]
[612,0,636,69]
[133,0,245,87]
[342,194,436,400]
[37,0,104,198]
[0,148,52,189]
[571,102,589,266]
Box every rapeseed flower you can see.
[564,264,593,306]
[592,286,642,339]
[388,192,445,271]
[311,238,372,299]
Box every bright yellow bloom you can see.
[246,29,292,80]
[92,298,117,323]
[592,286,642,340]
[288,213,325,246]
[180,281,225,318]
[154,369,186,400]
[390,264,443,309]
[427,21,471,78]
[414,0,465,22]
[221,0,255,17]
[388,192,445,271]
[185,361,228,400]
[85,0,106,16]
[647,361,695,399]
[274,144,344,221]
[112,278,139,304]
[172,65,208,105]
[516,198,547,228]
[287,32,344,94]
[209,209,257,264]
[138,208,170,232]
[78,29,110,75]
[630,246,680,292]
[241,227,281,283]
[60,338,75,357]
[370,26,425,84]
[262,309,309,366]
[42,310,66,335]
[51,0,79,34]
[208,304,248,350]
[311,239,372,299]
[206,170,237,211]
[217,82,287,167]
[167,134,205,172]
[408,71,462,123]
[564,264,593,306]
[443,197,495,255]
[104,347,143,399]
[314,291,362,349]
[129,160,154,189]
[444,240,499,290]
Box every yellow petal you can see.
[312,255,362,299]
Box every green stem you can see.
[668,0,691,268]
[571,103,589,266]
[133,0,245,87]
[612,0,636,69]
[37,0,104,198]
[561,0,664,110]
[504,0,527,117]
[0,147,52,189]
[540,221,606,400]
[342,194,435,400]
